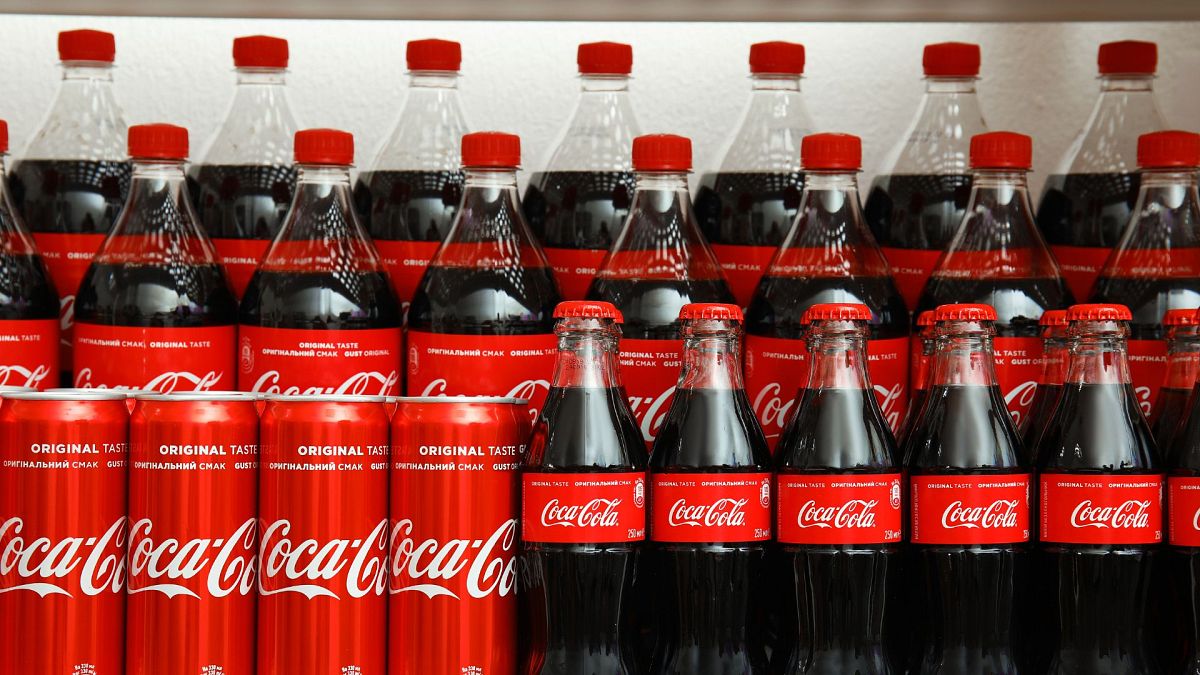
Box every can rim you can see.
[264,393,388,403]
[390,396,529,405]
[135,391,259,402]
[0,386,33,393]
[47,387,156,398]
[3,389,129,401]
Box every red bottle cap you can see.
[970,131,1033,170]
[294,128,354,165]
[632,134,692,172]
[1039,309,1069,327]
[1137,130,1200,169]
[803,303,871,322]
[578,42,632,75]
[407,38,462,72]
[1098,40,1157,75]
[58,29,115,63]
[461,131,520,168]
[233,35,288,69]
[128,123,188,160]
[1066,303,1132,322]
[801,133,862,171]
[916,310,936,327]
[1162,308,1198,327]
[934,303,997,322]
[679,303,743,322]
[0,120,9,154]
[923,42,981,77]
[750,41,805,75]
[554,300,624,323]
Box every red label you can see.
[1100,247,1200,278]
[238,325,401,396]
[543,247,607,301]
[649,472,772,543]
[0,318,58,390]
[880,247,944,310]
[406,330,555,419]
[521,472,646,543]
[1050,244,1112,301]
[910,474,1031,544]
[620,338,683,444]
[1128,338,1167,418]
[212,237,269,300]
[31,231,106,373]
[993,336,1043,427]
[1040,473,1164,545]
[73,323,236,392]
[374,239,441,307]
[710,244,776,307]
[1170,477,1200,547]
[776,473,903,544]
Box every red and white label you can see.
[0,318,57,390]
[1169,477,1200,547]
[406,330,555,419]
[543,247,606,301]
[521,472,646,543]
[374,239,441,307]
[1040,473,1164,545]
[1050,244,1112,302]
[994,336,1043,427]
[649,472,772,543]
[211,237,269,300]
[238,325,401,396]
[620,338,683,444]
[880,247,943,310]
[910,474,1031,545]
[710,244,776,308]
[1128,338,1168,419]
[31,232,106,372]
[73,323,236,392]
[777,473,903,545]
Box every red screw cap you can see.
[934,303,998,322]
[804,303,871,323]
[750,41,805,75]
[233,35,288,69]
[801,133,862,171]
[916,310,936,327]
[1066,303,1132,322]
[58,29,115,63]
[578,42,632,75]
[923,42,981,78]
[128,124,188,160]
[1137,130,1200,169]
[1098,40,1157,75]
[294,128,354,165]
[679,303,744,322]
[1039,309,1069,327]
[461,131,520,168]
[1162,308,1198,327]
[0,120,9,154]
[407,39,462,72]
[554,300,624,323]
[970,131,1033,170]
[632,134,692,172]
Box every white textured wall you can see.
[0,16,1196,192]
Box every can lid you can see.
[934,303,997,322]
[294,128,354,165]
[1066,303,1132,322]
[1163,308,1199,327]
[801,133,862,171]
[1039,309,1069,327]
[679,303,743,321]
[128,123,188,161]
[407,38,462,72]
[750,41,805,75]
[632,134,692,171]
[554,300,624,322]
[264,393,387,403]
[59,29,115,63]
[1098,40,1157,75]
[462,131,520,168]
[1137,130,1200,169]
[394,395,528,405]
[233,35,288,69]
[803,302,871,322]
[970,131,1032,170]
[135,391,259,402]
[923,42,981,77]
[578,41,633,75]
[3,389,128,401]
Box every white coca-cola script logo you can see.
[126,518,256,599]
[389,518,517,600]
[752,382,795,436]
[74,368,223,393]
[1070,500,1152,529]
[257,519,388,600]
[0,517,127,597]
[540,499,621,529]
[630,386,675,443]
[796,499,879,529]
[1134,385,1153,417]
[1004,380,1039,426]
[251,370,399,397]
[60,295,74,347]
[0,363,52,389]
[873,382,903,430]
[940,499,1021,530]
[420,379,551,420]
[668,498,748,528]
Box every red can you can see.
[125,392,259,675]
[258,394,390,675]
[0,389,129,674]
[389,396,529,675]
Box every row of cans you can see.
[0,388,528,675]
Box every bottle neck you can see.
[805,322,871,390]
[751,73,802,92]
[880,77,984,175]
[369,71,468,173]
[1136,169,1200,213]
[464,167,520,191]
[541,75,640,173]
[1040,334,1070,386]
[550,319,623,389]
[26,62,125,159]
[717,74,812,172]
[1064,74,1164,174]
[101,159,213,265]
[678,320,744,391]
[281,164,369,241]
[929,322,1001,387]
[201,68,297,165]
[782,170,889,276]
[1066,321,1132,385]
[802,170,861,199]
[961,170,1042,248]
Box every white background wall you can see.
[0,15,1196,192]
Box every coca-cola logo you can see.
[940,499,1021,530]
[630,386,675,442]
[667,498,748,528]
[539,499,621,529]
[795,499,879,529]
[60,294,75,341]
[74,368,223,393]
[1004,380,1038,425]
[389,518,516,600]
[873,382,903,430]
[752,382,795,435]
[1070,500,1152,530]
[126,518,256,599]
[0,517,127,597]
[0,363,52,389]
[251,370,399,397]
[1134,385,1153,417]
[257,519,388,600]
[239,336,254,374]
[420,379,551,420]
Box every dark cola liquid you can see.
[1036,173,1141,248]
[1151,387,1188,447]
[523,171,635,248]
[75,262,237,326]
[240,269,401,329]
[1167,394,1200,674]
[1090,276,1200,340]
[353,170,464,242]
[694,171,803,246]
[586,278,735,339]
[1021,383,1062,458]
[746,276,909,341]
[408,265,558,334]
[187,164,296,239]
[0,253,58,320]
[864,174,972,250]
[916,277,1071,336]
[8,159,130,233]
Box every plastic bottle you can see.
[1020,309,1069,456]
[1150,308,1199,448]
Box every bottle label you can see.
[1127,339,1167,419]
[867,337,910,432]
[73,323,237,392]
[0,318,58,390]
[910,474,1031,544]
[211,238,270,300]
[1049,244,1112,302]
[1170,477,1200,547]
[649,472,772,543]
[521,472,647,543]
[542,247,607,301]
[238,325,401,396]
[776,473,903,544]
[992,336,1042,427]
[709,244,777,308]
[1039,473,1164,545]
[406,330,556,420]
[879,247,944,310]
[373,239,441,307]
[30,232,107,372]
[619,338,683,445]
